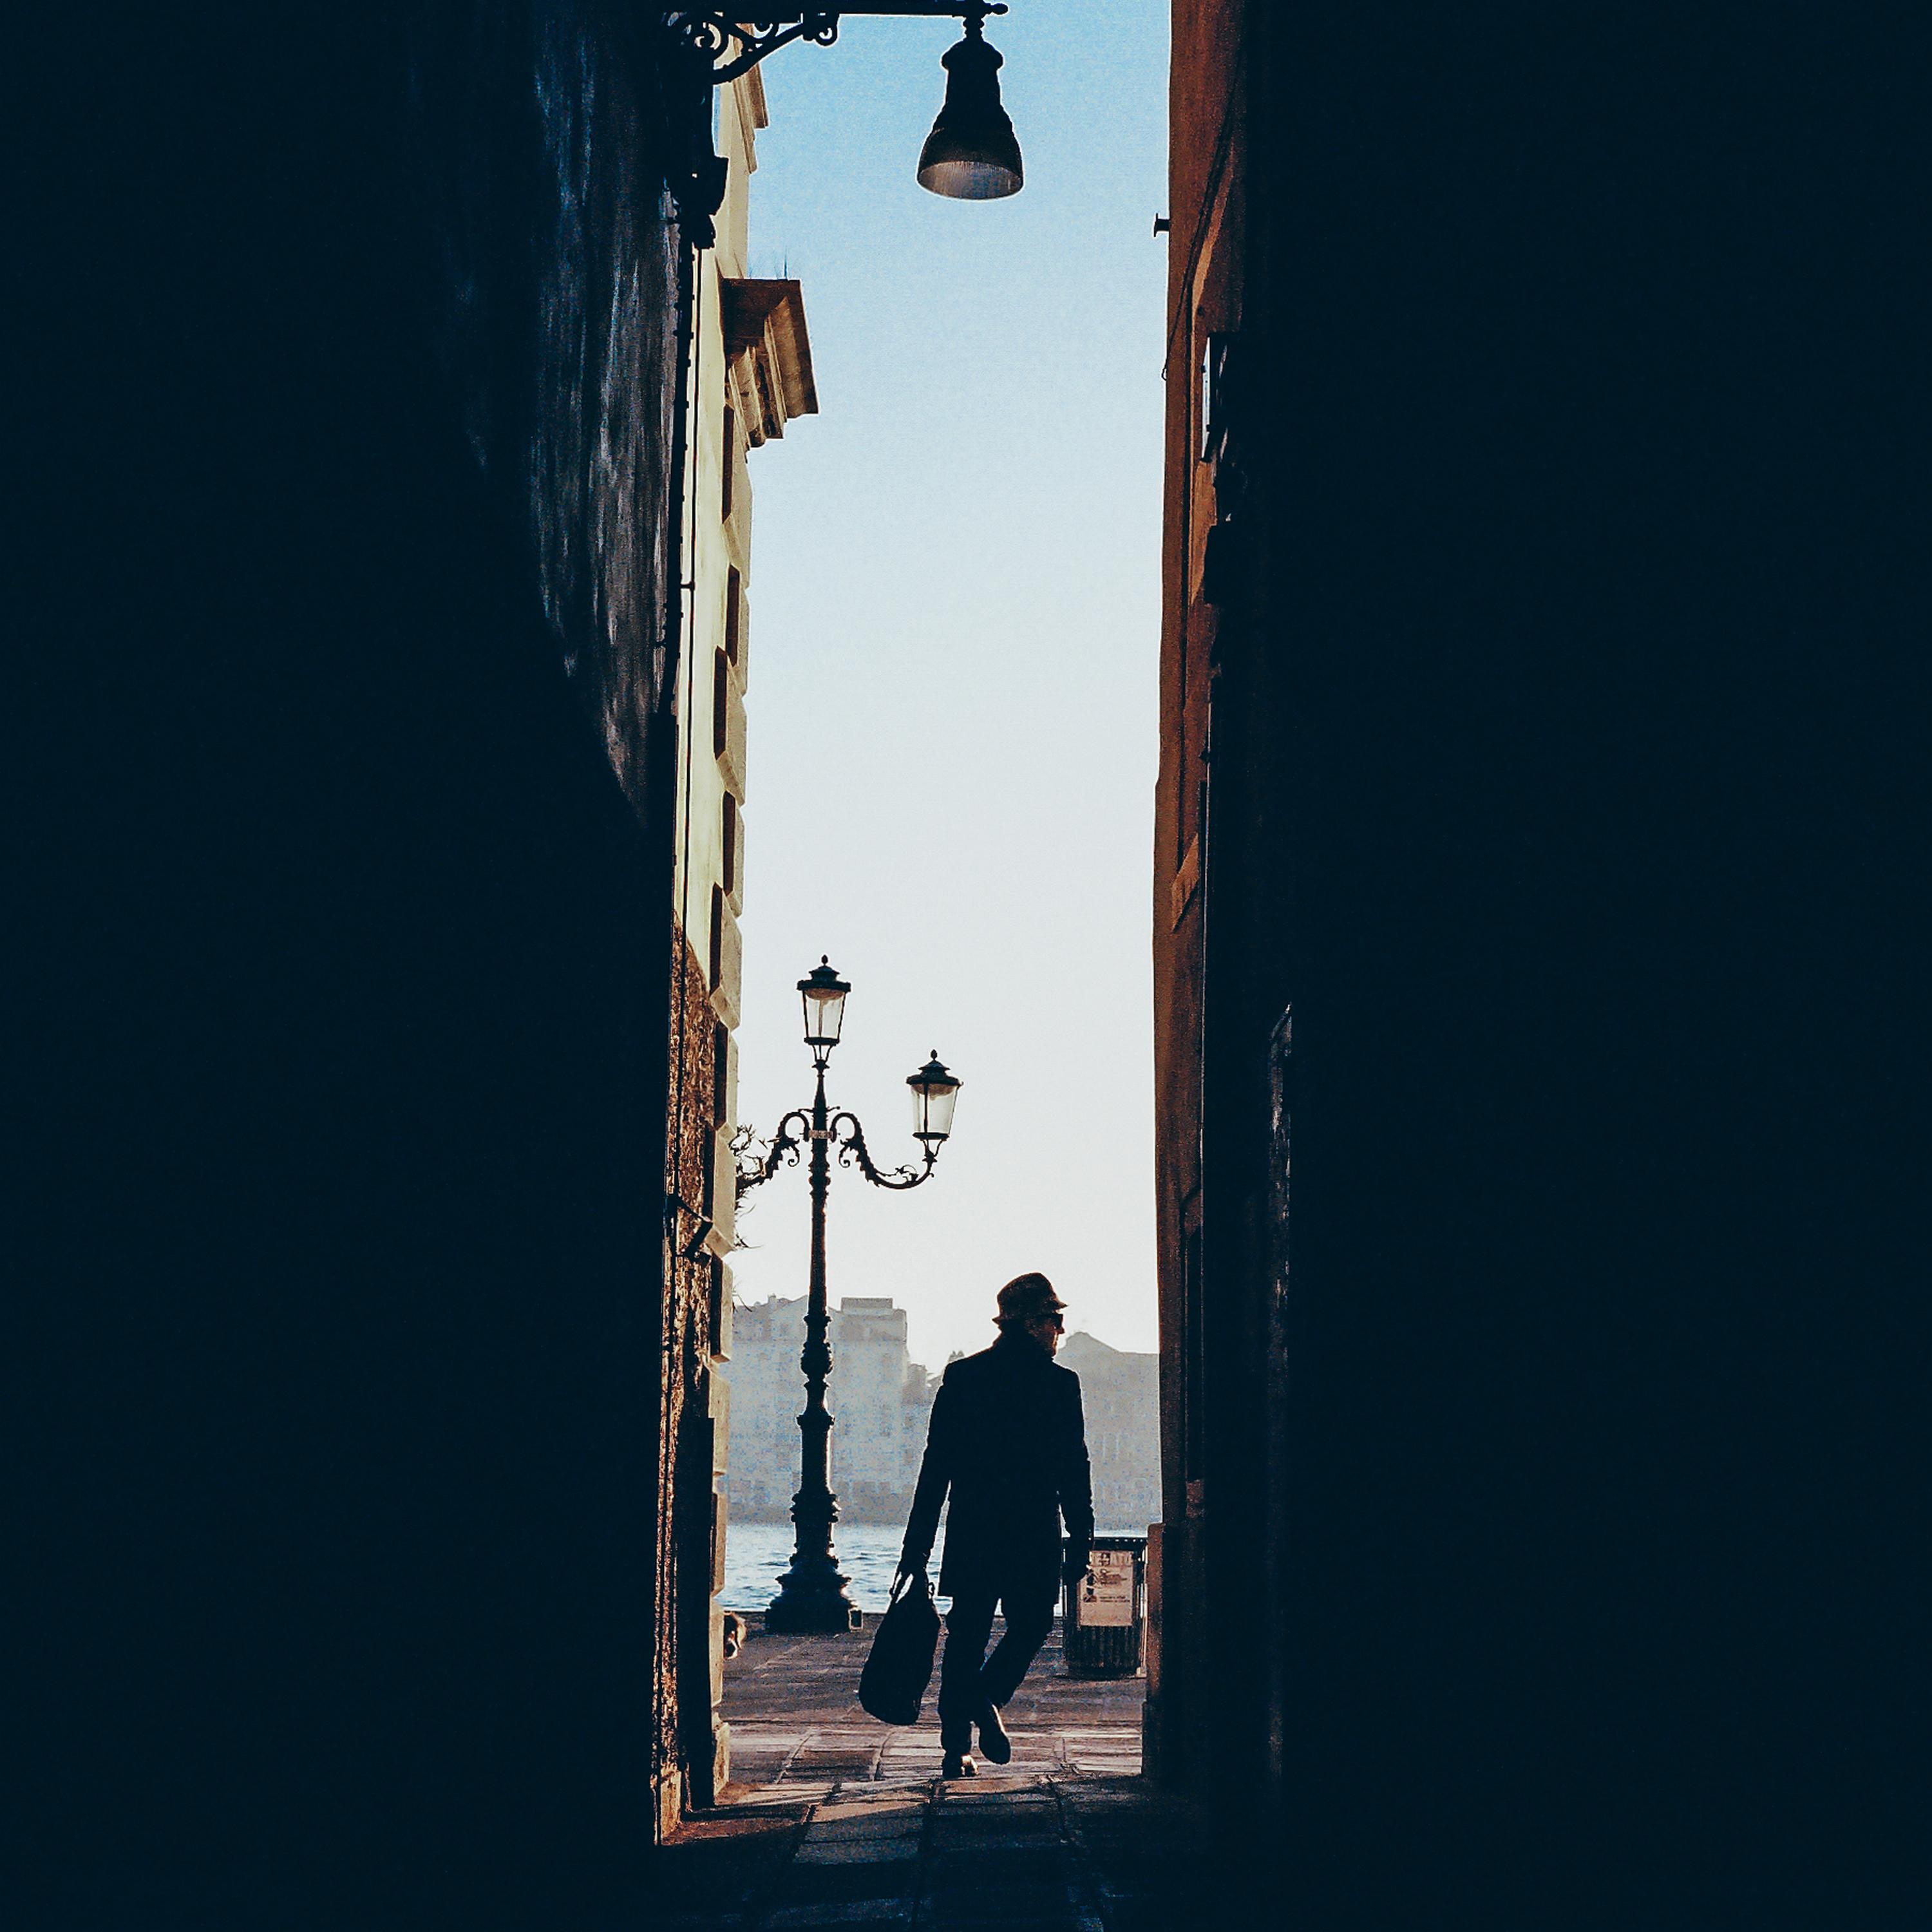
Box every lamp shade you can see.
[798,956,851,1049]
[916,24,1023,200]
[907,1052,962,1144]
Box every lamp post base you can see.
[766,1553,863,1633]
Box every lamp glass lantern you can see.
[799,957,851,1051]
[916,21,1024,200]
[908,1052,962,1144]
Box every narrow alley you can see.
[20,3,1915,1924]
[654,1623,1217,1929]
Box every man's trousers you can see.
[937,1588,1056,1752]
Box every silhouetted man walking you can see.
[898,1273,1095,1778]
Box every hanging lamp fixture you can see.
[665,6,1027,210]
[916,13,1023,199]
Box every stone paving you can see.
[652,1618,1223,1930]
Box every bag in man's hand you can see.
[858,1567,940,1725]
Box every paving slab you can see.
[762,1902,912,1928]
[807,1814,924,1840]
[772,1861,915,1901]
[795,1838,920,1865]
[658,1620,1216,1930]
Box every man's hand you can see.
[1063,1552,1092,1589]
[898,1547,930,1581]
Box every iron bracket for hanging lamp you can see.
[668,4,1007,86]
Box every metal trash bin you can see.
[1061,1535,1147,1678]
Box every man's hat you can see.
[995,1273,1066,1326]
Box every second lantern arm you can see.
[829,1111,939,1191]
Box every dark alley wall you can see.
[17,5,699,1922]
[1157,4,1922,1924]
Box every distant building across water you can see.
[1056,1331,1160,1536]
[723,1296,1159,1535]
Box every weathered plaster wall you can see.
[1149,0,1246,1804]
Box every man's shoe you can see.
[976,1701,1012,1765]
[941,1750,978,1779]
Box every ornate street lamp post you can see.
[739,958,962,1632]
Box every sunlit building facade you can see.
[664,66,819,1812]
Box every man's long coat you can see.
[903,1331,1095,1605]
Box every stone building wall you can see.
[15,2,710,1915]
[1150,4,1920,1920]
[662,939,729,1814]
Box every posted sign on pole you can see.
[1078,1547,1135,1627]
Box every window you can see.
[708,1256,726,1358]
[721,791,737,896]
[1198,332,1231,463]
[712,650,729,761]
[724,565,742,666]
[721,406,736,521]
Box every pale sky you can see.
[725,5,1171,1372]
